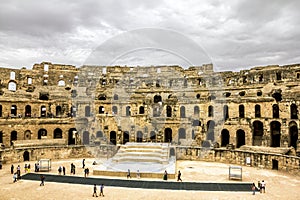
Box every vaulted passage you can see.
[23,151,30,161]
[270,121,281,147]
[136,131,143,142]
[289,121,298,150]
[253,121,264,146]
[54,128,62,139]
[150,131,156,142]
[83,131,90,145]
[123,131,129,144]
[110,131,117,145]
[236,129,245,148]
[221,129,230,147]
[164,128,172,143]
[206,120,215,141]
[68,128,77,145]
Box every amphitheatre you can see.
[0,61,300,199]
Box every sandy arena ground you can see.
[0,158,299,200]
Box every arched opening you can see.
[236,129,245,148]
[170,148,175,156]
[154,95,162,103]
[56,106,63,117]
[10,131,17,145]
[290,104,298,119]
[150,131,156,142]
[110,131,117,145]
[289,121,298,150]
[136,131,143,142]
[113,94,118,100]
[272,104,279,118]
[123,131,129,144]
[0,105,2,117]
[0,131,3,143]
[24,130,31,140]
[180,106,186,118]
[25,105,31,117]
[178,128,186,141]
[11,105,17,117]
[207,120,215,141]
[85,106,91,117]
[58,80,65,86]
[270,121,281,147]
[112,106,118,114]
[239,105,245,118]
[253,121,264,146]
[68,128,77,145]
[166,106,172,117]
[164,128,172,143]
[41,106,46,118]
[139,106,145,114]
[96,131,103,138]
[192,120,201,126]
[99,106,105,114]
[255,104,261,118]
[223,105,229,120]
[126,106,131,116]
[194,106,200,116]
[38,129,47,139]
[98,94,106,100]
[8,81,17,91]
[208,106,214,117]
[221,129,230,147]
[83,131,90,145]
[23,151,30,161]
[54,128,62,139]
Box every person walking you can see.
[92,184,98,197]
[99,184,104,197]
[11,164,14,174]
[177,170,182,182]
[251,183,256,195]
[63,166,66,175]
[82,159,85,169]
[260,180,266,193]
[40,175,45,186]
[163,170,168,181]
[13,173,17,183]
[127,169,131,179]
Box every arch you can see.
[150,131,156,142]
[166,105,172,117]
[194,106,200,116]
[139,106,145,114]
[255,104,261,118]
[0,131,3,143]
[41,106,46,117]
[223,105,229,120]
[136,131,143,142]
[11,105,17,117]
[58,80,65,86]
[207,120,215,141]
[208,106,214,117]
[110,131,117,145]
[221,129,230,147]
[85,106,91,117]
[23,151,30,161]
[0,104,2,117]
[154,95,162,103]
[68,128,77,145]
[272,104,279,118]
[10,131,17,145]
[236,129,245,148]
[96,131,103,138]
[192,120,201,126]
[180,106,186,118]
[270,121,281,147]
[54,128,63,139]
[83,131,90,145]
[56,106,63,117]
[178,128,186,140]
[239,105,245,118]
[25,105,31,117]
[112,106,118,114]
[113,94,119,100]
[164,128,172,143]
[253,120,264,146]
[8,81,17,91]
[290,104,298,119]
[98,94,106,100]
[99,106,105,114]
[289,121,298,150]
[126,106,131,116]
[70,105,76,117]
[38,129,47,139]
[24,130,31,140]
[123,131,130,144]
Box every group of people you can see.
[58,166,66,175]
[251,180,266,195]
[11,164,21,183]
[92,184,104,197]
[126,169,141,179]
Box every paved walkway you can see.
[22,173,252,192]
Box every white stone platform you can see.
[93,142,176,179]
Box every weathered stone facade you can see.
[0,62,299,173]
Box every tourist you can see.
[11,164,14,174]
[13,173,17,183]
[260,180,266,193]
[163,170,168,181]
[92,184,98,197]
[27,164,31,172]
[99,184,104,197]
[137,170,140,179]
[63,166,66,175]
[177,170,182,182]
[127,169,131,179]
[17,165,21,180]
[40,175,45,186]
[251,183,256,195]
[58,166,62,175]
[24,164,28,173]
[82,159,85,169]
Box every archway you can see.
[136,131,143,142]
[150,131,156,142]
[85,106,91,117]
[123,131,129,144]
[83,131,90,145]
[180,106,186,118]
[178,128,186,144]
[25,105,31,117]
[38,129,47,139]
[289,121,298,150]
[68,128,77,145]
[56,106,62,117]
[23,151,30,161]
[54,128,63,139]
[236,129,245,148]
[207,120,215,141]
[270,121,281,147]
[110,131,117,145]
[10,131,17,145]
[166,106,172,117]
[41,106,46,117]
[221,129,230,147]
[164,128,172,143]
[11,105,17,117]
[253,120,264,146]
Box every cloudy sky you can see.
[0,0,299,71]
